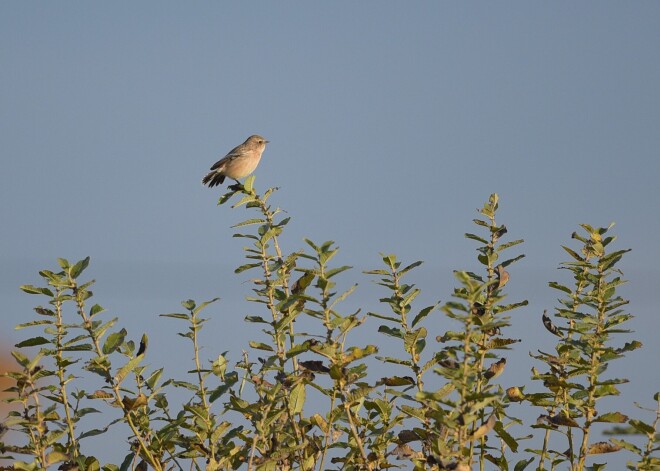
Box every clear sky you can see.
[1,2,659,468]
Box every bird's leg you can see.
[228,179,244,192]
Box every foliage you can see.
[1,178,657,471]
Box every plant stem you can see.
[54,288,79,458]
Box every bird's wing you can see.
[209,148,242,170]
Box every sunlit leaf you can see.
[288,383,306,415]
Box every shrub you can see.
[1,179,658,471]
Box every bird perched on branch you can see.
[202,134,269,187]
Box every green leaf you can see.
[114,355,144,385]
[77,407,101,418]
[346,385,374,403]
[146,368,163,389]
[561,245,584,261]
[548,281,572,294]
[367,311,400,323]
[33,307,55,317]
[616,340,642,354]
[594,384,620,397]
[364,268,389,276]
[585,463,606,471]
[486,337,520,350]
[217,191,234,205]
[416,383,455,402]
[90,304,105,317]
[288,383,306,415]
[465,233,489,244]
[69,257,90,279]
[402,288,420,308]
[11,350,31,367]
[46,451,69,465]
[209,381,234,402]
[382,253,398,269]
[256,461,277,471]
[500,254,524,267]
[102,329,126,355]
[513,458,534,471]
[193,297,220,315]
[400,260,423,275]
[94,318,118,340]
[15,337,50,348]
[232,218,265,228]
[249,341,274,352]
[494,420,518,452]
[159,313,189,320]
[599,249,631,271]
[473,218,489,227]
[20,285,54,297]
[629,419,655,435]
[594,412,628,423]
[343,345,377,363]
[400,404,427,421]
[275,216,291,228]
[377,356,412,367]
[325,265,352,279]
[497,239,524,251]
[378,376,415,387]
[378,325,403,339]
[212,355,229,380]
[403,327,427,355]
[235,262,261,274]
[85,457,101,471]
[411,304,437,328]
[495,300,529,314]
[64,344,93,352]
[181,299,196,310]
[244,175,255,192]
[119,453,134,471]
[609,438,641,453]
[15,319,53,329]
[286,341,313,359]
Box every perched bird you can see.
[202,134,269,187]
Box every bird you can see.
[202,134,269,187]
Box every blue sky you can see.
[1,2,659,467]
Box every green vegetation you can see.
[2,178,658,470]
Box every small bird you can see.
[202,134,269,187]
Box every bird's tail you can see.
[202,171,225,187]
